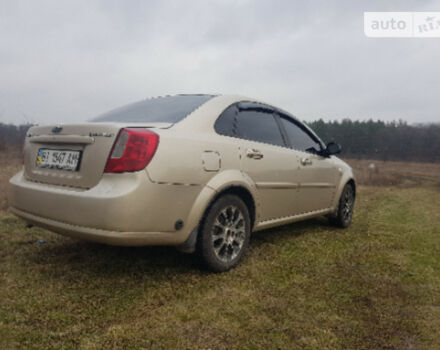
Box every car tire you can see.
[197,194,251,272]
[329,183,355,228]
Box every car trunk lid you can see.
[23,123,164,189]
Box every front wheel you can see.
[329,183,355,228]
[197,195,251,272]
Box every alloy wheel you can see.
[211,205,246,263]
[342,186,354,223]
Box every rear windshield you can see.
[91,94,215,123]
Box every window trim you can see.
[237,101,275,114]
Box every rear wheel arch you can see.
[203,169,260,228]
[205,185,256,230]
[177,183,257,254]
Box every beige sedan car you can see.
[9,94,355,271]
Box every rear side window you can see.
[91,94,214,124]
[280,116,321,153]
[215,103,285,147]
[236,109,285,147]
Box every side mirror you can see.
[325,142,341,156]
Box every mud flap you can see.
[175,226,199,254]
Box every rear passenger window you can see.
[236,109,285,147]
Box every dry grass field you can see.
[0,148,21,211]
[348,158,440,187]
[1,149,440,349]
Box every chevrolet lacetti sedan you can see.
[9,94,356,272]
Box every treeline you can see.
[1,121,440,162]
[308,119,440,162]
[0,123,33,151]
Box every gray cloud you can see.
[0,0,439,125]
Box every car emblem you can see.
[52,126,63,133]
[89,132,114,137]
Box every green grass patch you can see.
[1,185,440,349]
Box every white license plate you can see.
[36,149,82,171]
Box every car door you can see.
[277,114,338,214]
[231,102,302,221]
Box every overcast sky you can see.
[0,0,439,125]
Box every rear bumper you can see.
[8,170,205,246]
[10,207,183,246]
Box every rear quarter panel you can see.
[146,128,262,232]
[147,130,241,185]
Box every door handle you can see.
[300,157,313,166]
[246,148,264,160]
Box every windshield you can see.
[91,94,215,123]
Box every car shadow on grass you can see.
[21,216,335,279]
[27,240,198,277]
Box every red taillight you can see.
[104,128,159,173]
